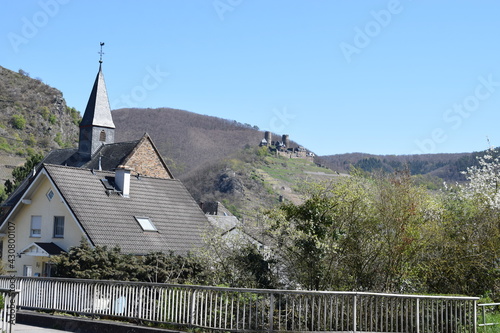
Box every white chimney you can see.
[115,165,133,198]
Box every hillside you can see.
[112,107,300,177]
[318,151,485,184]
[0,66,81,183]
[181,146,342,220]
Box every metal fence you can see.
[0,288,19,333]
[478,302,500,328]
[0,276,479,332]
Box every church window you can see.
[99,130,106,142]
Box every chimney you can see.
[115,165,133,198]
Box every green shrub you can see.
[54,133,63,146]
[11,114,26,129]
[40,106,50,120]
[48,114,57,124]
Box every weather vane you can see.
[98,42,105,63]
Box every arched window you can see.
[99,130,106,142]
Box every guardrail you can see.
[0,288,19,333]
[0,276,479,332]
[478,302,500,328]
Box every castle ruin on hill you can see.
[259,131,315,161]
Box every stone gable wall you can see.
[126,139,171,179]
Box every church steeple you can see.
[78,44,115,158]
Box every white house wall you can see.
[1,174,86,276]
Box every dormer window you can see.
[135,216,157,231]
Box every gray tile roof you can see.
[44,164,210,255]
[41,141,141,170]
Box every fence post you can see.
[353,294,357,333]
[52,280,57,311]
[268,293,274,332]
[416,298,420,333]
[91,283,97,318]
[190,290,196,326]
[474,300,478,333]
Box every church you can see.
[0,59,209,277]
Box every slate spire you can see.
[78,45,115,158]
[80,64,115,129]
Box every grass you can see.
[479,312,500,332]
[260,155,336,184]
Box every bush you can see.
[40,106,50,120]
[11,114,26,129]
[48,114,57,124]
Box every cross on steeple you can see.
[98,42,105,63]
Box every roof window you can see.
[135,216,157,231]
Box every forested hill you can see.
[318,150,491,183]
[112,107,299,177]
[112,107,486,183]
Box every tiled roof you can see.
[44,164,209,255]
[82,140,139,170]
[41,140,140,171]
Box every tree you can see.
[51,240,210,284]
[138,251,208,284]
[51,240,143,281]
[266,170,438,292]
[420,150,500,298]
[267,175,371,290]
[1,153,44,204]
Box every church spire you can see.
[78,43,115,158]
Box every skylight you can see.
[135,216,157,231]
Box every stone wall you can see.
[125,138,172,179]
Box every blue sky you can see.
[1,1,500,156]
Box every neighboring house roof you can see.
[206,215,239,232]
[41,164,208,254]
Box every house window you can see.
[53,216,64,238]
[134,216,157,231]
[46,189,54,201]
[43,263,56,277]
[99,130,106,142]
[30,216,42,237]
[23,265,33,277]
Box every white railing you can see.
[0,276,479,332]
[478,302,500,328]
[0,288,19,333]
